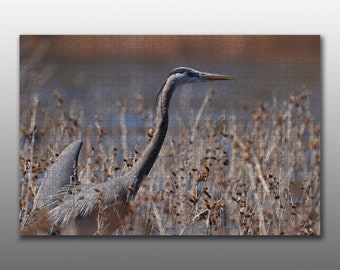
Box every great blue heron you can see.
[29,67,233,235]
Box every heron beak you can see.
[200,72,234,80]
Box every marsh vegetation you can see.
[19,89,320,236]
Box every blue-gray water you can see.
[21,60,321,128]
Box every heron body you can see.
[29,67,233,235]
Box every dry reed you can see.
[19,90,320,236]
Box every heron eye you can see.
[187,71,199,77]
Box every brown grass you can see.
[19,90,320,236]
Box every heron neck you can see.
[129,79,175,194]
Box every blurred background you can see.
[20,35,320,141]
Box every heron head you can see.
[168,67,234,86]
